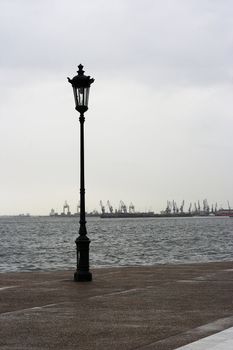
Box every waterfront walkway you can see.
[1,261,233,349]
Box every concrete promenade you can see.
[1,261,233,349]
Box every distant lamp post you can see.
[68,64,94,282]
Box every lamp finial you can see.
[77,64,85,75]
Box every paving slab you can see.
[175,326,233,349]
[0,262,233,349]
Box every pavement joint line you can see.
[177,279,233,283]
[193,270,231,281]
[132,316,233,350]
[176,280,200,283]
[27,279,69,285]
[0,279,67,288]
[89,287,145,299]
[0,302,70,317]
[89,281,198,300]
[0,286,19,291]
[93,270,126,277]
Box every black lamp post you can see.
[68,64,94,282]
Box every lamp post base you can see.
[74,270,92,282]
[74,234,92,282]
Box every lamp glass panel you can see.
[84,88,90,107]
[72,86,78,108]
[77,87,84,106]
[78,87,90,107]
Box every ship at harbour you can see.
[215,209,233,216]
[100,212,156,218]
[99,200,193,218]
[100,212,193,218]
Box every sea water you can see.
[0,216,233,272]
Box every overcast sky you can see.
[1,0,233,215]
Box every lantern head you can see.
[68,64,94,114]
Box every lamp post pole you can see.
[79,112,86,237]
[68,65,94,282]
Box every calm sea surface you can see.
[0,216,233,272]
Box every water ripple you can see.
[0,216,233,272]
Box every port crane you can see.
[180,200,185,213]
[172,200,179,214]
[194,202,197,213]
[107,200,114,213]
[188,203,192,213]
[129,202,135,213]
[119,200,127,213]
[165,201,172,214]
[203,199,209,214]
[99,200,105,214]
[211,204,214,214]
[63,201,71,215]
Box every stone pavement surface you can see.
[0,262,233,349]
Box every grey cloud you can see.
[1,0,233,88]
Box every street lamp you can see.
[68,64,94,282]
